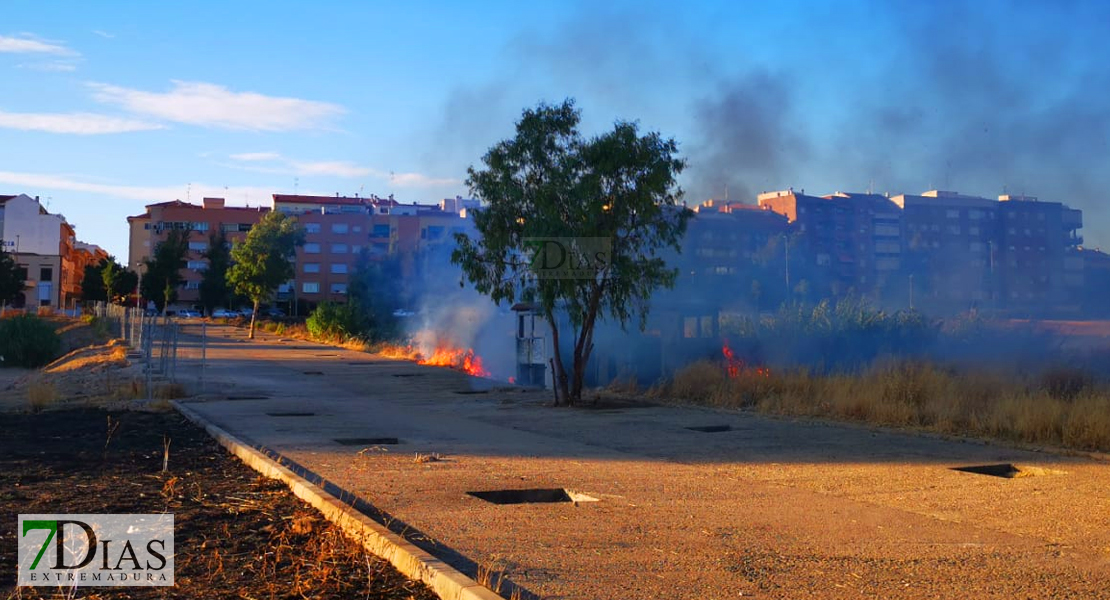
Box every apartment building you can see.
[995,195,1084,314]
[758,189,903,300]
[129,198,270,305]
[273,194,373,303]
[675,200,789,311]
[0,194,66,308]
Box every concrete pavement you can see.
[174,322,1110,599]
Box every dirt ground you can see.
[0,408,438,600]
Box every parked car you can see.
[264,307,285,318]
[212,308,240,318]
[178,309,202,318]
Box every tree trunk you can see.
[546,312,570,406]
[569,282,605,403]
[248,299,259,339]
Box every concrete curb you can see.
[172,400,504,600]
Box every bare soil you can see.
[0,408,438,600]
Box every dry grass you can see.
[655,359,1110,453]
[27,381,57,412]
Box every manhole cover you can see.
[687,425,731,433]
[952,463,1066,478]
[266,412,315,417]
[303,371,324,375]
[226,395,270,400]
[392,373,425,378]
[316,353,339,357]
[455,390,489,395]
[335,437,400,445]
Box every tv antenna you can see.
[294,177,299,194]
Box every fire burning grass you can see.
[654,357,1110,453]
[378,341,491,377]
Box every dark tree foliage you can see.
[141,228,191,311]
[199,229,234,315]
[80,256,136,305]
[452,99,691,404]
[347,250,402,341]
[0,242,26,306]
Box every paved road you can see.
[175,323,1110,599]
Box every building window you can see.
[304,243,321,254]
[302,282,319,294]
[220,223,237,233]
[350,245,361,254]
[185,281,200,290]
[330,283,348,294]
[331,223,349,234]
[304,223,321,234]
[372,224,390,238]
[188,241,207,251]
[40,267,53,281]
[946,209,960,219]
[330,263,348,274]
[353,225,361,233]
[331,243,348,254]
[426,226,445,240]
[304,263,320,273]
[192,222,210,231]
[187,260,208,271]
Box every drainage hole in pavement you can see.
[455,390,489,395]
[686,425,732,433]
[952,463,1065,478]
[316,353,340,357]
[335,437,400,446]
[392,373,425,378]
[266,412,315,417]
[468,488,572,505]
[303,371,325,375]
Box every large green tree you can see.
[199,229,234,315]
[0,242,25,306]
[228,211,304,338]
[452,99,691,404]
[141,228,191,311]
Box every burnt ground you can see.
[0,408,439,600]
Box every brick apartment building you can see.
[128,198,270,305]
[127,193,477,312]
[757,189,903,301]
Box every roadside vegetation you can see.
[651,299,1110,452]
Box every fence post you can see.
[200,321,207,393]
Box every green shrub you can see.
[306,302,365,341]
[0,315,62,368]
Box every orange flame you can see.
[378,340,490,377]
[722,340,770,378]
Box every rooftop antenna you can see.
[724,183,728,201]
[868,179,874,195]
[294,177,299,195]
[186,183,192,202]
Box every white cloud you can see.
[223,152,460,186]
[229,151,283,162]
[290,160,374,178]
[0,34,76,55]
[17,60,79,72]
[0,110,163,134]
[0,171,275,204]
[88,80,346,131]
[92,30,115,39]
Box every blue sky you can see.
[2,1,1108,260]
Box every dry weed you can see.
[27,381,57,412]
